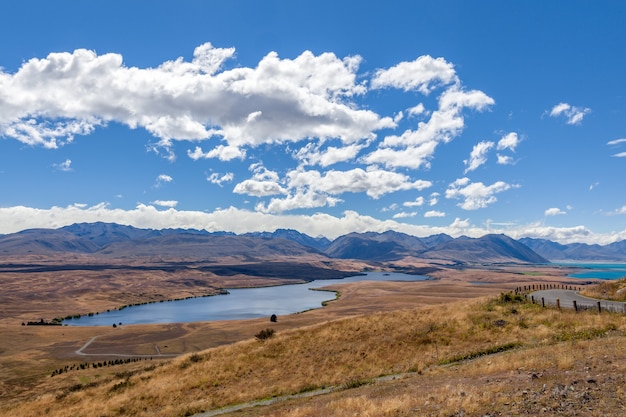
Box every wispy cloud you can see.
[154,174,173,188]
[464,140,494,173]
[548,102,591,125]
[607,205,626,216]
[53,159,72,172]
[207,172,234,187]
[607,138,626,146]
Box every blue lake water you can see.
[64,271,430,326]
[560,263,626,280]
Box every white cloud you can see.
[207,172,234,186]
[548,102,591,125]
[238,166,432,213]
[381,203,399,212]
[545,207,566,216]
[293,142,367,167]
[611,152,626,158]
[589,182,599,191]
[187,145,246,161]
[424,210,445,218]
[607,138,626,146]
[403,196,425,207]
[0,44,387,152]
[392,211,417,219]
[496,132,519,151]
[407,103,427,117]
[608,205,626,215]
[363,86,494,169]
[256,191,343,213]
[370,55,458,94]
[429,192,439,206]
[2,203,626,244]
[445,177,516,210]
[285,167,432,200]
[151,200,178,208]
[53,159,72,172]
[154,174,173,188]
[464,140,494,173]
[496,154,514,165]
[233,164,286,197]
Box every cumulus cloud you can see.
[403,197,425,207]
[445,177,516,210]
[233,163,286,197]
[187,145,246,161]
[464,140,494,173]
[363,86,494,169]
[53,159,72,172]
[239,166,432,213]
[392,211,417,219]
[497,132,519,151]
[496,154,514,165]
[424,210,445,218]
[370,55,458,94]
[548,102,591,125]
[0,44,387,152]
[407,103,427,117]
[293,142,367,167]
[1,203,625,244]
[545,207,566,216]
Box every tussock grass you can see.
[2,293,624,417]
[581,277,626,302]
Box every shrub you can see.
[255,328,275,340]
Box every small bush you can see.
[255,328,276,340]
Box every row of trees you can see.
[50,357,153,377]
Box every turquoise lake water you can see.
[559,263,626,280]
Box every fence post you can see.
[541,297,545,308]
[573,300,577,312]
[531,296,535,304]
[597,301,602,313]
[556,299,560,310]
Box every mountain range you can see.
[1,222,626,263]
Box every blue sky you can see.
[1,1,625,243]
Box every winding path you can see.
[530,289,626,313]
[75,335,179,358]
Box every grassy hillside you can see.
[3,293,624,417]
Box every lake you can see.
[64,271,430,326]
[562,263,626,280]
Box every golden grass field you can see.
[0,257,624,416]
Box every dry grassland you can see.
[1,259,620,416]
[580,277,626,302]
[2,289,624,417]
